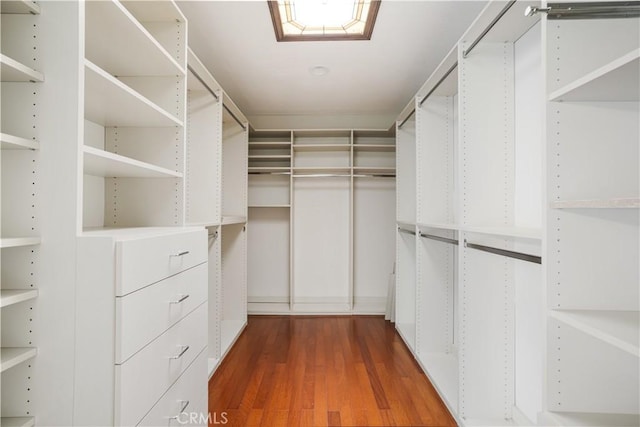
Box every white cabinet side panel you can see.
[221,224,247,322]
[292,178,350,304]
[396,117,416,224]
[222,124,248,218]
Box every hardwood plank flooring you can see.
[209,316,456,427]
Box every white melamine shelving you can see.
[248,141,291,148]
[353,144,395,151]
[84,60,182,128]
[248,167,290,173]
[292,144,350,151]
[551,198,639,209]
[83,146,182,179]
[0,417,36,427]
[0,347,37,373]
[0,133,39,150]
[0,290,38,308]
[85,0,184,77]
[460,225,542,241]
[0,0,40,15]
[221,216,247,225]
[0,237,41,248]
[417,222,459,232]
[549,49,639,102]
[0,54,44,82]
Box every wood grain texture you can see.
[209,316,456,427]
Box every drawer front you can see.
[116,263,207,363]
[116,229,207,296]
[115,303,207,427]
[137,350,209,427]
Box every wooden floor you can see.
[209,316,456,427]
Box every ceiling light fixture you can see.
[309,66,330,76]
[268,0,381,42]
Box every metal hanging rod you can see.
[419,232,458,246]
[187,65,247,131]
[353,174,396,178]
[292,174,351,178]
[464,239,541,264]
[463,0,518,58]
[398,109,416,129]
[418,62,458,107]
[398,227,416,236]
[526,2,640,19]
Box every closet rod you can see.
[353,174,396,178]
[292,174,351,178]
[464,239,541,264]
[398,109,415,129]
[187,65,247,131]
[526,2,640,19]
[419,232,458,246]
[398,227,416,236]
[462,0,517,58]
[418,62,458,107]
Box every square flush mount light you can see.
[268,0,381,42]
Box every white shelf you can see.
[221,216,247,225]
[353,166,395,174]
[248,155,291,159]
[396,220,416,230]
[420,352,459,410]
[292,167,350,175]
[248,205,290,208]
[83,146,182,178]
[0,54,44,82]
[353,144,396,151]
[185,221,220,228]
[461,225,542,240]
[549,49,640,102]
[0,347,37,373]
[293,144,351,151]
[0,237,41,249]
[0,0,40,14]
[0,289,38,308]
[1,133,39,150]
[248,141,291,148]
[248,167,290,173]
[85,0,184,77]
[551,198,639,209]
[0,417,36,427]
[84,60,183,127]
[417,222,459,232]
[550,310,639,357]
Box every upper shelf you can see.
[417,222,459,232]
[83,146,182,179]
[84,60,183,127]
[248,141,291,149]
[0,0,40,14]
[549,49,639,102]
[0,54,44,82]
[0,347,37,373]
[461,225,542,241]
[293,144,351,152]
[85,0,184,77]
[1,133,39,150]
[221,216,247,225]
[0,237,41,249]
[551,198,639,209]
[353,144,396,152]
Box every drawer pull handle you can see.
[170,345,190,359]
[170,294,190,304]
[170,251,190,257]
[166,400,190,420]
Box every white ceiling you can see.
[178,0,488,128]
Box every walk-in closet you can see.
[1,1,637,426]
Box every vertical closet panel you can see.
[353,178,395,313]
[293,178,350,311]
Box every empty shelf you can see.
[1,54,44,82]
[293,144,351,151]
[551,198,639,209]
[417,222,459,232]
[0,289,38,308]
[1,133,39,150]
[1,347,37,373]
[353,144,396,151]
[83,146,182,178]
[249,205,290,208]
[0,237,40,248]
[221,216,247,225]
[0,0,40,14]
[248,141,291,148]
[85,0,183,77]
[550,49,640,102]
[0,417,36,427]
[461,225,542,240]
[84,60,183,127]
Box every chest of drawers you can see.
[74,227,208,426]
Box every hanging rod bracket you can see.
[527,2,640,19]
[525,6,551,16]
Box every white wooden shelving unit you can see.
[247,128,396,315]
[1,2,43,424]
[544,6,639,426]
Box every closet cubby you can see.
[292,130,351,175]
[545,13,639,426]
[1,3,42,425]
[352,129,395,176]
[82,0,187,230]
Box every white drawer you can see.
[115,262,207,363]
[116,229,207,296]
[137,350,208,427]
[115,303,207,426]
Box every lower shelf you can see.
[0,347,37,373]
[0,417,36,427]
